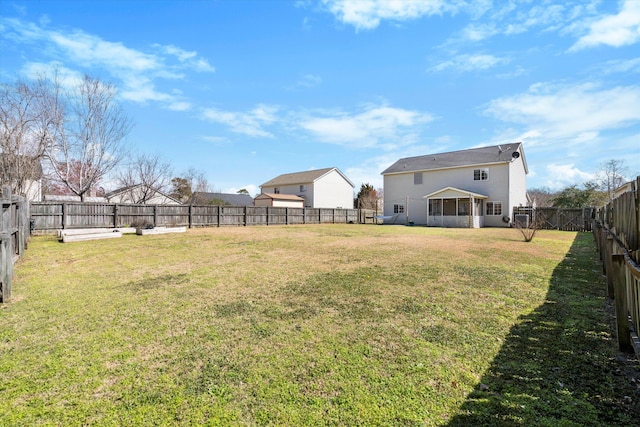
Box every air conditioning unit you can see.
[514,214,530,228]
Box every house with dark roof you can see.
[381,143,529,227]
[260,167,354,209]
[189,192,254,206]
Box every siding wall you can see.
[384,163,511,226]
[313,169,354,209]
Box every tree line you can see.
[1,72,216,203]
[529,160,635,208]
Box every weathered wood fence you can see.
[593,176,640,354]
[513,207,594,231]
[31,202,374,231]
[1,187,29,303]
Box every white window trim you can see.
[486,201,503,216]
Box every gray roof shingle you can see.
[381,143,525,175]
[261,167,354,188]
[190,192,254,206]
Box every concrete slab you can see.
[136,226,187,235]
[61,231,123,243]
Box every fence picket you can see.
[593,176,640,355]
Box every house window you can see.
[428,199,442,215]
[474,168,488,181]
[414,172,423,185]
[274,188,280,194]
[486,201,503,216]
[458,200,470,216]
[393,204,405,214]
[299,185,306,192]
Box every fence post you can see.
[61,203,67,229]
[612,254,633,352]
[114,204,119,228]
[1,186,13,303]
[605,234,615,298]
[188,205,193,229]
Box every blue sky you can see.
[1,0,639,195]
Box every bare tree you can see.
[114,152,174,204]
[184,167,211,193]
[595,159,629,202]
[46,75,132,201]
[0,77,58,198]
[514,214,544,242]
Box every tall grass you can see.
[0,225,636,426]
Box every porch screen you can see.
[428,199,442,215]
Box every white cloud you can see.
[167,101,192,112]
[201,104,279,138]
[543,163,594,189]
[599,57,640,73]
[571,0,640,50]
[224,184,259,196]
[1,17,214,108]
[299,103,434,149]
[320,0,461,31]
[452,1,600,44]
[286,74,322,91]
[484,82,640,143]
[429,53,508,72]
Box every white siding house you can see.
[260,167,354,209]
[381,143,529,227]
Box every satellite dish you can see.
[512,152,520,159]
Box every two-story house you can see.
[381,143,529,227]
[259,167,354,209]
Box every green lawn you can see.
[0,225,637,426]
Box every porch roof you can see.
[423,187,488,199]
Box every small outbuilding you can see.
[254,193,304,208]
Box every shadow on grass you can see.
[447,232,640,427]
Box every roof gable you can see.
[382,143,527,175]
[261,167,354,188]
[106,184,181,204]
[423,187,488,199]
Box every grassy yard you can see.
[0,225,637,426]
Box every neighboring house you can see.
[189,192,254,206]
[254,193,305,208]
[105,184,181,205]
[381,143,529,227]
[613,181,635,200]
[0,154,43,201]
[260,167,355,209]
[43,194,107,203]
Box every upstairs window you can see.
[474,168,488,181]
[393,204,405,214]
[414,172,423,185]
[274,188,280,194]
[300,185,307,192]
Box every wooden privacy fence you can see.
[513,206,594,231]
[593,176,640,354]
[1,187,29,303]
[31,202,370,231]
